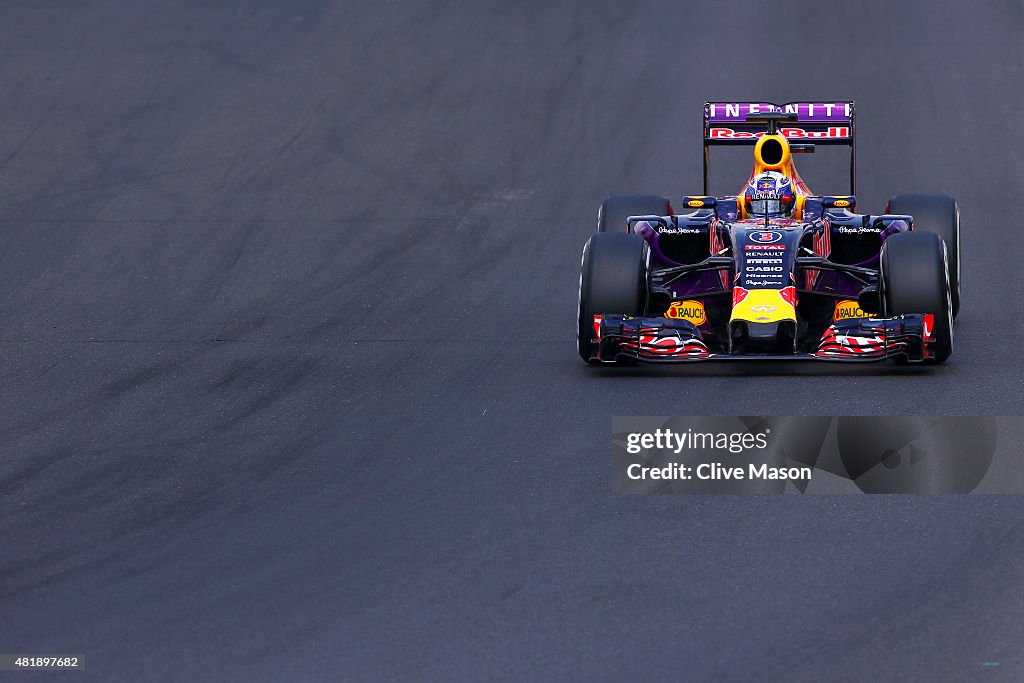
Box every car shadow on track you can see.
[580,361,943,378]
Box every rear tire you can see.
[598,194,672,233]
[885,193,960,318]
[880,231,953,363]
[577,233,648,364]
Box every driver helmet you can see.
[745,171,795,217]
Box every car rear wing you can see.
[703,101,856,195]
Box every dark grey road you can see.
[1,1,1022,680]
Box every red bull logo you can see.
[708,126,851,140]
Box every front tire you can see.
[885,193,961,318]
[598,194,672,233]
[577,232,648,363]
[880,231,953,363]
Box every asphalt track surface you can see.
[1,1,1023,681]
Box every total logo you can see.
[745,244,786,251]
[749,231,783,244]
[664,300,708,326]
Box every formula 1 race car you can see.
[577,101,960,364]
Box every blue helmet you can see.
[745,171,795,217]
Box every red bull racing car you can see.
[577,101,960,364]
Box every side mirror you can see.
[823,195,856,210]
[681,196,717,210]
